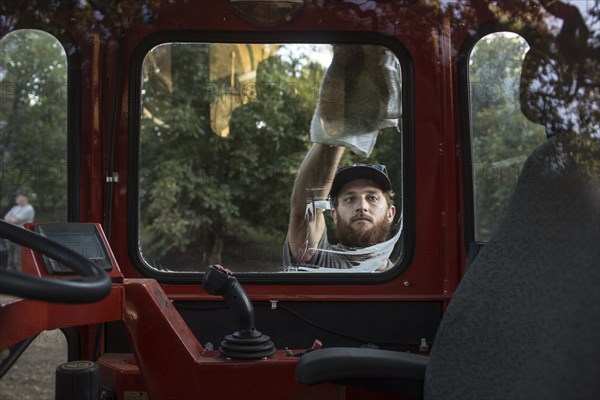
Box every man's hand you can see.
[309,45,401,158]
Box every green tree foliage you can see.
[139,45,324,270]
[0,30,67,221]
[227,56,322,239]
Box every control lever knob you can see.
[202,265,276,359]
[203,264,258,338]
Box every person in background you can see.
[2,189,35,271]
[4,189,35,226]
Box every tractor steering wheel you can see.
[0,221,112,303]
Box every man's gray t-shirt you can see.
[283,227,402,272]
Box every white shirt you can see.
[4,204,35,226]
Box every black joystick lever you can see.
[202,265,276,359]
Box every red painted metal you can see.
[99,350,343,400]
[0,288,123,349]
[97,354,147,399]
[98,0,470,300]
[99,278,341,400]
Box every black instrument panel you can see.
[35,223,113,275]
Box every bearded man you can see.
[285,144,397,272]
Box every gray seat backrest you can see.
[424,133,600,399]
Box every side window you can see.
[0,30,68,223]
[137,42,404,274]
[468,32,546,242]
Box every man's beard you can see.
[336,216,391,248]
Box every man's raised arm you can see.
[287,144,345,264]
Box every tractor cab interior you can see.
[1,1,598,399]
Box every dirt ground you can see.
[0,329,67,400]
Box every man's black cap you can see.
[14,189,28,197]
[330,164,392,198]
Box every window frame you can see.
[127,30,414,284]
[459,24,543,262]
